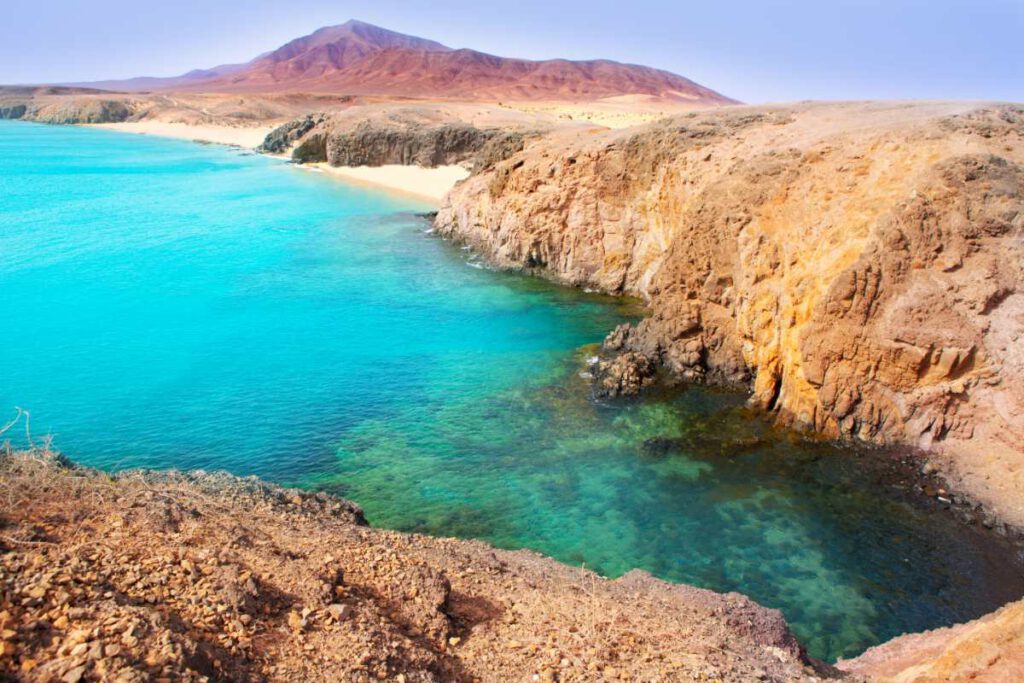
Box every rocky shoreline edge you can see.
[421,209,1024,549]
[3,445,1021,682]
[430,101,1024,535]
[0,448,832,682]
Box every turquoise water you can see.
[1,121,1020,661]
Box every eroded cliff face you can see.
[0,88,359,129]
[837,598,1024,682]
[0,90,139,124]
[0,104,27,119]
[436,101,1024,526]
[261,110,541,170]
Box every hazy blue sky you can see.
[1,0,1021,103]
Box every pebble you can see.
[62,665,87,683]
[326,604,350,622]
[287,611,307,632]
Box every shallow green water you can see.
[1,121,1020,662]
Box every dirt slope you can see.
[0,451,821,682]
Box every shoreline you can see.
[299,162,469,205]
[435,100,1024,533]
[88,121,469,205]
[0,448,816,681]
[89,121,275,149]
[5,442,1024,678]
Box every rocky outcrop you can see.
[0,104,27,119]
[27,98,136,124]
[257,113,327,153]
[320,121,496,167]
[0,87,357,130]
[0,450,818,682]
[263,113,541,170]
[838,598,1024,682]
[0,96,135,124]
[436,101,1024,526]
[591,325,659,397]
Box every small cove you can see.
[1,120,1021,662]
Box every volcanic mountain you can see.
[79,20,735,104]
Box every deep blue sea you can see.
[1,121,1020,661]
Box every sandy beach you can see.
[306,162,470,203]
[88,121,469,203]
[89,121,275,148]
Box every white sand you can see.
[307,163,470,204]
[89,121,275,148]
[88,121,469,203]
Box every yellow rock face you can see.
[838,599,1024,682]
[437,101,1024,526]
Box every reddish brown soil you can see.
[0,451,822,682]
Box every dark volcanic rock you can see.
[0,104,27,119]
[292,131,329,163]
[473,130,538,170]
[258,113,327,154]
[591,351,657,398]
[324,121,497,168]
[261,114,525,170]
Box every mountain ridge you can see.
[67,19,736,104]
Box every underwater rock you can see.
[591,350,656,398]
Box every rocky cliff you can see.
[0,104,27,119]
[435,101,1024,527]
[838,598,1024,682]
[0,450,818,682]
[261,110,542,170]
[0,88,136,124]
[0,87,357,129]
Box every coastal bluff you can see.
[0,451,815,682]
[436,101,1024,529]
[3,451,1021,682]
